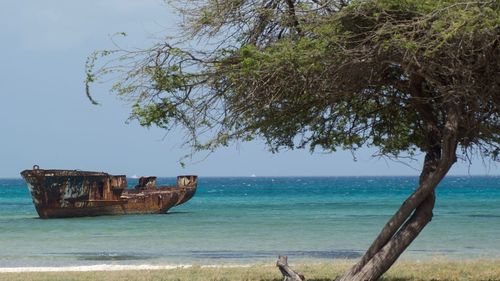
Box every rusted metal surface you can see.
[20,165,197,219]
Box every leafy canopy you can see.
[86,0,499,161]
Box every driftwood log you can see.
[276,256,305,281]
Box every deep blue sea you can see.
[1,176,499,268]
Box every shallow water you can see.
[0,176,499,267]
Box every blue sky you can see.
[0,1,497,178]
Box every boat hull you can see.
[20,167,197,219]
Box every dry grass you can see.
[1,260,499,281]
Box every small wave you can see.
[468,214,500,218]
[0,264,189,273]
[188,250,362,259]
[50,252,158,261]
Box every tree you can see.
[86,0,499,280]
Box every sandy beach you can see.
[1,260,500,280]
[0,263,251,273]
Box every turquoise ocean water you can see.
[0,176,499,267]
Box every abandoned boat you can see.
[20,165,197,219]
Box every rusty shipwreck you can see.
[20,166,197,219]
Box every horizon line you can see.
[2,174,499,180]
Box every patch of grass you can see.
[1,260,500,281]
[382,259,500,281]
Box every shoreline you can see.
[1,260,500,281]
[0,264,254,273]
[1,258,500,273]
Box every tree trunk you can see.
[338,102,460,281]
[350,192,435,280]
[272,104,460,280]
[337,174,440,281]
